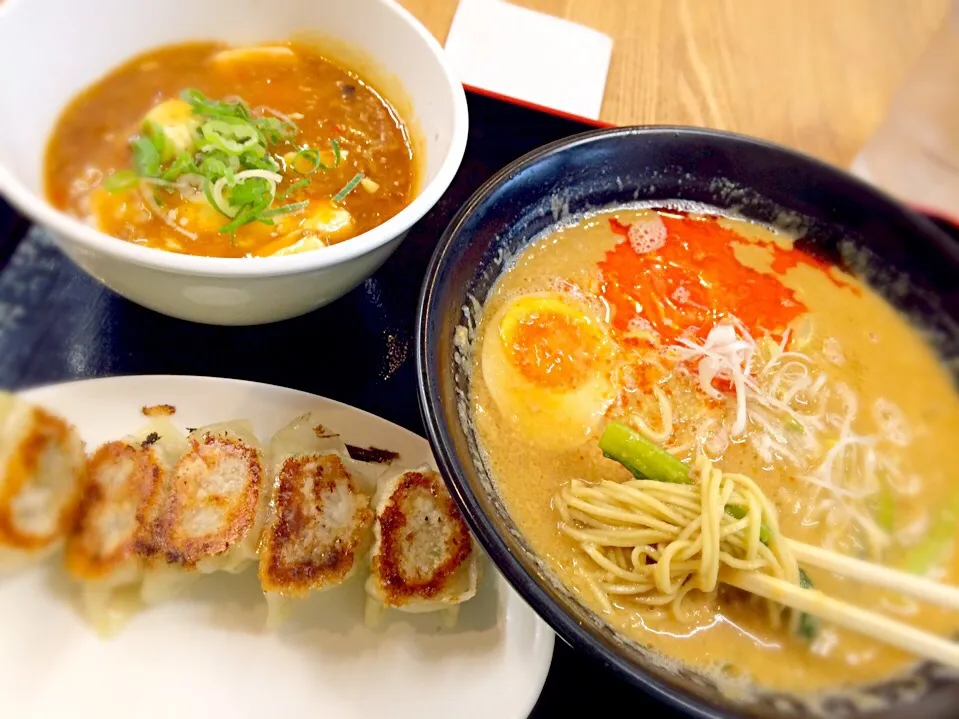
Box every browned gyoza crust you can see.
[259,453,374,596]
[371,470,472,606]
[0,406,85,550]
[135,430,262,566]
[65,441,161,580]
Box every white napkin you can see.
[444,0,613,120]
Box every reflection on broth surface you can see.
[471,207,959,694]
[44,41,415,258]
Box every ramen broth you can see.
[471,208,959,693]
[45,41,415,258]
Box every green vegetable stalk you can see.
[874,480,896,533]
[725,504,772,545]
[598,422,774,547]
[900,492,959,575]
[599,421,692,484]
[797,568,818,639]
[599,421,816,639]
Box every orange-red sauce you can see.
[600,215,811,341]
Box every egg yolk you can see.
[499,297,604,391]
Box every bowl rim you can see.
[415,123,958,718]
[0,0,468,279]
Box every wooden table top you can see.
[399,0,951,167]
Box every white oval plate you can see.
[1,375,554,719]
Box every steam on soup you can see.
[471,207,959,695]
[45,41,415,258]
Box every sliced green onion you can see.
[199,120,261,156]
[204,177,236,218]
[214,115,254,127]
[784,417,804,433]
[198,154,233,182]
[142,120,168,159]
[261,200,309,218]
[181,88,251,122]
[240,150,279,173]
[874,476,895,533]
[161,153,199,182]
[292,148,326,174]
[131,137,161,177]
[213,173,279,233]
[102,169,139,193]
[180,88,206,107]
[900,492,959,575]
[797,569,818,639]
[332,172,365,203]
[220,205,260,235]
[278,178,311,199]
[121,88,314,236]
[724,504,772,545]
[227,176,271,207]
[255,116,297,144]
[330,138,342,167]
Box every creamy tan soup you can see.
[471,208,959,694]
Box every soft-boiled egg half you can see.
[481,292,617,450]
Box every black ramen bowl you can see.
[415,126,959,719]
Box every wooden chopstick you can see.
[786,539,959,612]
[723,570,959,670]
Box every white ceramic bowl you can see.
[0,0,468,325]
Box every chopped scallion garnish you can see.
[261,200,309,218]
[240,150,279,173]
[198,153,233,182]
[220,205,260,235]
[292,148,325,174]
[278,178,311,199]
[797,569,818,640]
[227,177,271,208]
[161,153,199,182]
[143,120,169,160]
[131,137,161,178]
[199,120,263,156]
[204,177,231,218]
[120,88,328,235]
[333,172,365,203]
[103,169,139,193]
[331,138,342,167]
[181,88,252,122]
[255,116,297,144]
